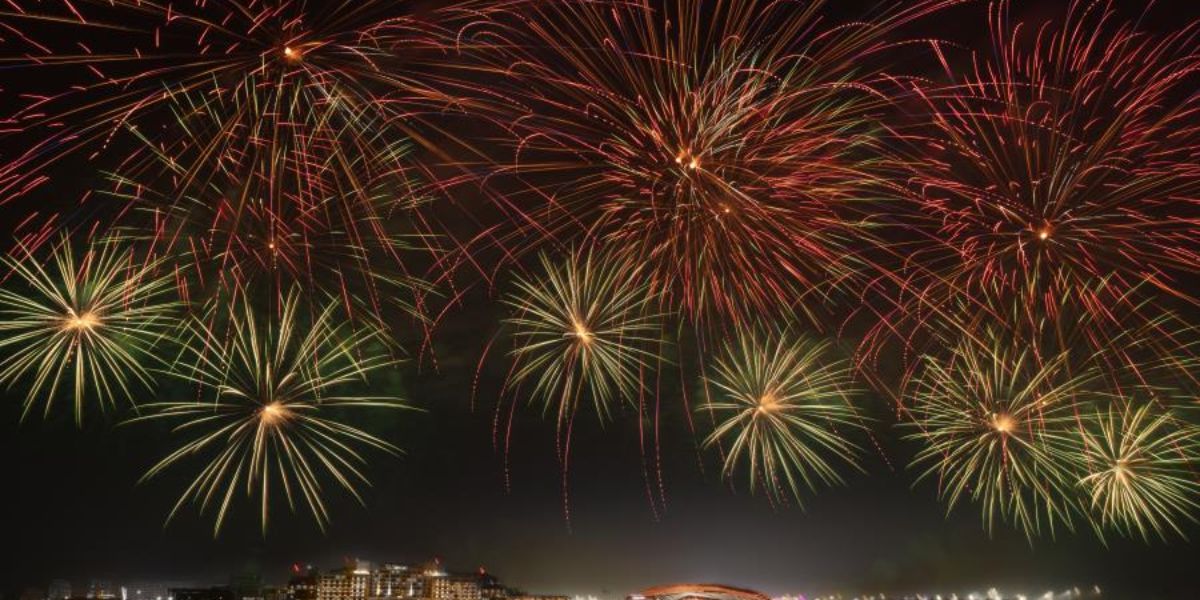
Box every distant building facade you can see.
[229,573,264,600]
[476,573,508,600]
[316,561,371,600]
[48,581,72,600]
[170,588,235,600]
[127,583,176,600]
[370,565,422,600]
[286,566,319,600]
[312,559,501,600]
[38,557,563,600]
[422,576,479,600]
[86,582,117,600]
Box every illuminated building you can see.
[317,561,372,600]
[87,582,117,600]
[298,557,532,600]
[230,573,264,600]
[170,588,235,600]
[369,564,423,600]
[49,580,73,600]
[287,566,319,600]
[422,575,480,600]
[476,572,509,600]
[126,583,178,600]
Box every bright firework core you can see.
[675,149,701,170]
[991,412,1016,434]
[1112,457,1133,481]
[260,401,291,425]
[62,310,100,331]
[756,392,779,415]
[569,318,594,345]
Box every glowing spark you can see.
[0,238,178,426]
[570,318,594,345]
[881,0,1200,367]
[259,401,289,425]
[502,248,664,522]
[1111,459,1130,482]
[907,331,1093,539]
[755,392,779,415]
[481,0,939,326]
[63,310,100,332]
[703,330,863,505]
[504,248,663,425]
[1076,403,1200,541]
[134,288,408,535]
[992,413,1016,433]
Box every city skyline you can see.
[16,555,1116,600]
[29,557,570,600]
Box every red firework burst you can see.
[870,0,1200,365]
[473,0,956,328]
[0,0,510,313]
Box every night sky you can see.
[4,306,1198,599]
[2,1,1200,599]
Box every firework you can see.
[1076,403,1200,541]
[102,75,435,318]
[504,248,663,430]
[702,329,863,506]
[478,0,953,327]
[880,0,1200,354]
[0,0,514,312]
[134,287,409,535]
[0,237,178,425]
[0,0,500,207]
[897,281,1200,397]
[906,328,1099,538]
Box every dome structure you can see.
[629,584,770,600]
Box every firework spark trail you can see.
[894,282,1200,540]
[0,0,508,204]
[0,236,178,425]
[0,0,522,322]
[905,326,1100,539]
[1075,403,1200,542]
[865,0,1200,374]
[99,73,435,323]
[475,0,959,328]
[702,328,864,507]
[132,286,412,536]
[503,248,664,429]
[501,247,665,520]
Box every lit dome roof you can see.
[634,584,770,600]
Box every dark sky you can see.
[4,305,1198,600]
[2,1,1199,600]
